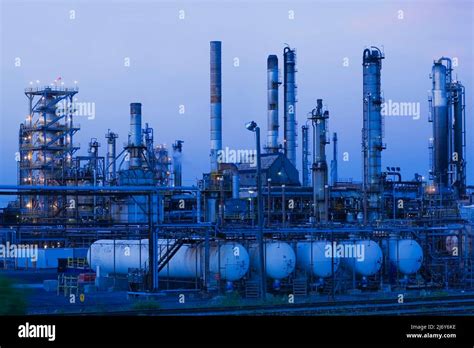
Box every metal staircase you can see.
[292,277,308,297]
[245,280,261,299]
[157,239,185,272]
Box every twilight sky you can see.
[0,0,472,203]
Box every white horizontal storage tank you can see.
[159,242,249,281]
[250,241,296,280]
[87,239,249,281]
[344,240,383,277]
[88,239,148,274]
[388,238,423,275]
[296,241,340,278]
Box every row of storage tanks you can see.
[88,237,423,286]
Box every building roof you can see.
[237,153,300,187]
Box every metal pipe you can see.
[255,126,266,300]
[0,185,198,193]
[283,46,297,167]
[210,41,222,173]
[301,125,310,186]
[196,189,202,223]
[362,47,384,221]
[267,55,279,153]
[331,132,338,186]
[282,184,286,226]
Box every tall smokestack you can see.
[267,54,279,153]
[283,46,297,167]
[362,47,384,221]
[172,140,183,187]
[105,130,118,182]
[210,41,222,173]
[129,102,142,168]
[331,132,338,186]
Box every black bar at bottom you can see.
[0,315,472,346]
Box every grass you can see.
[216,291,243,307]
[132,300,161,311]
[0,276,27,315]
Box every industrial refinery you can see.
[0,38,472,318]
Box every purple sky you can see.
[1,0,472,204]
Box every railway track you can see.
[53,293,474,316]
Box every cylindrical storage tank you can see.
[159,244,198,278]
[296,241,340,278]
[160,242,250,281]
[389,239,423,275]
[87,240,249,281]
[250,241,296,280]
[345,240,383,276]
[87,239,149,275]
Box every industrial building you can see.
[0,41,473,312]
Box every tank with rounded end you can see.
[250,241,296,280]
[345,240,383,276]
[87,239,149,275]
[87,239,249,281]
[209,242,249,281]
[296,241,340,278]
[159,241,250,281]
[389,239,423,275]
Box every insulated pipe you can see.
[330,132,338,186]
[301,125,310,186]
[210,41,222,173]
[283,46,297,167]
[267,55,279,153]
